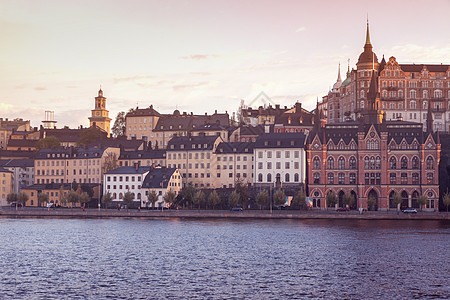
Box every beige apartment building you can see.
[0,168,13,206]
[34,147,120,185]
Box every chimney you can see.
[205,112,207,116]
[275,104,280,110]
[134,162,139,171]
[295,102,301,113]
[214,110,217,114]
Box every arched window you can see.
[137,193,141,199]
[370,156,375,169]
[276,173,281,183]
[401,157,408,169]
[426,156,434,169]
[423,101,428,109]
[382,90,387,98]
[398,90,403,98]
[364,157,369,169]
[313,173,320,184]
[423,90,428,99]
[390,157,397,169]
[119,193,123,199]
[338,157,345,169]
[410,100,416,109]
[285,173,290,182]
[328,157,334,169]
[376,156,381,169]
[412,156,419,169]
[410,90,416,99]
[258,173,263,182]
[360,100,365,109]
[313,157,320,170]
[434,90,442,98]
[349,156,356,169]
[113,193,117,199]
[327,173,334,184]
[267,173,272,182]
[294,173,299,182]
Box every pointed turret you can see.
[426,101,433,133]
[332,63,342,91]
[314,98,320,127]
[357,20,378,70]
[365,20,371,45]
[337,63,342,82]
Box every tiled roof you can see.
[125,106,161,117]
[0,150,36,159]
[254,133,306,149]
[142,167,177,189]
[105,166,152,175]
[167,135,220,151]
[400,64,450,73]
[35,146,116,160]
[7,139,37,148]
[0,159,34,168]
[239,125,265,136]
[215,142,254,154]
[120,149,166,160]
[153,113,229,132]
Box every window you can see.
[257,162,262,169]
[390,173,396,184]
[365,173,369,185]
[401,157,408,169]
[258,173,262,182]
[349,173,356,185]
[338,157,345,169]
[412,157,419,169]
[294,151,299,158]
[410,100,416,109]
[313,173,320,184]
[327,173,334,185]
[401,173,407,184]
[426,156,434,169]
[285,151,290,158]
[376,157,381,169]
[390,157,396,169]
[327,157,334,169]
[285,173,290,182]
[423,90,428,99]
[294,173,299,182]
[285,162,290,169]
[410,90,416,99]
[276,151,281,158]
[364,157,369,169]
[267,151,272,158]
[258,152,263,158]
[276,162,281,169]
[412,173,419,184]
[294,162,299,169]
[427,173,433,184]
[370,157,375,169]
[349,157,356,169]
[267,162,272,169]
[338,173,345,184]
[376,173,381,185]
[313,157,320,170]
[267,173,272,182]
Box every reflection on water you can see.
[0,218,448,299]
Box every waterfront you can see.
[0,218,449,299]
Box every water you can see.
[0,218,448,299]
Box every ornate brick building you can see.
[307,71,440,211]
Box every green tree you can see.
[6,192,18,204]
[443,192,450,213]
[66,190,79,208]
[274,190,286,207]
[343,191,355,209]
[111,111,126,138]
[228,190,240,208]
[367,196,377,211]
[38,192,49,206]
[208,190,220,210]
[182,183,196,209]
[36,136,60,150]
[77,126,106,146]
[326,191,337,209]
[17,192,29,207]
[102,152,119,174]
[291,188,306,209]
[102,191,113,208]
[255,190,269,210]
[163,190,176,207]
[392,192,402,211]
[147,190,158,209]
[418,194,428,211]
[79,192,90,207]
[235,179,250,208]
[194,190,205,209]
[59,185,66,207]
[122,191,134,208]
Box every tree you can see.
[102,152,119,174]
[235,179,250,208]
[255,190,269,210]
[418,194,428,211]
[208,190,220,210]
[77,126,106,146]
[17,192,29,207]
[163,190,176,207]
[36,136,60,150]
[291,188,306,209]
[367,196,376,211]
[182,183,196,209]
[326,191,337,209]
[443,192,450,213]
[59,185,66,207]
[194,190,205,209]
[6,192,17,204]
[343,191,355,209]
[66,190,79,208]
[79,192,90,207]
[38,192,49,206]
[102,191,113,208]
[122,191,134,208]
[147,190,158,209]
[229,190,240,208]
[111,111,126,138]
[392,192,402,211]
[274,190,286,207]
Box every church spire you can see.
[365,18,371,45]
[337,63,342,83]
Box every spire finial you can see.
[365,16,371,45]
[337,62,342,82]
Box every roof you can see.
[0,159,34,168]
[153,113,229,132]
[105,166,152,175]
[399,64,450,73]
[142,167,177,189]
[274,111,314,127]
[120,149,166,160]
[86,138,145,151]
[22,182,100,190]
[0,150,36,159]
[215,142,254,154]
[0,167,12,173]
[167,135,220,151]
[239,125,265,136]
[254,133,306,149]
[35,146,117,160]
[7,139,37,148]
[191,123,228,132]
[126,105,161,117]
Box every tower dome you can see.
[357,21,378,69]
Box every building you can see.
[166,135,222,188]
[323,21,450,132]
[307,71,440,211]
[0,159,34,193]
[0,168,13,206]
[253,133,306,189]
[274,102,314,135]
[141,167,182,208]
[119,149,166,168]
[34,146,120,185]
[89,88,112,137]
[215,142,254,188]
[229,125,266,143]
[240,104,289,126]
[0,118,31,149]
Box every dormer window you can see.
[170,145,174,149]
[264,141,269,146]
[180,144,184,149]
[277,141,281,146]
[290,140,295,146]
[192,144,196,149]
[204,144,207,148]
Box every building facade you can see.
[0,168,13,206]
[215,142,254,188]
[0,159,34,193]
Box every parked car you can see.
[10,202,22,208]
[402,208,417,214]
[336,207,349,212]
[230,207,243,212]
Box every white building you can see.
[253,133,306,188]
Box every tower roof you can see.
[357,21,378,67]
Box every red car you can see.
[336,207,350,212]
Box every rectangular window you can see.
[276,162,281,169]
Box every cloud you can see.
[0,102,13,111]
[389,44,450,62]
[113,75,158,84]
[172,81,217,92]
[296,27,306,32]
[34,87,47,91]
[180,54,221,60]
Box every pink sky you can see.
[0,0,449,128]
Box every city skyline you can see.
[1,0,449,128]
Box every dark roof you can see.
[167,135,220,151]
[22,183,100,190]
[142,167,177,189]
[191,123,229,132]
[239,125,265,136]
[119,149,166,160]
[0,150,36,159]
[275,111,314,127]
[35,146,116,160]
[7,139,37,148]
[105,166,152,175]
[126,105,161,117]
[0,167,12,173]
[254,133,306,149]
[153,113,229,132]
[400,64,450,73]
[0,159,34,168]
[86,138,145,151]
[215,142,254,154]
[41,128,86,143]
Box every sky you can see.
[1,0,449,128]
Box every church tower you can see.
[89,87,112,137]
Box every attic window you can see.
[192,144,196,149]
[204,144,207,148]
[169,125,173,129]
[161,126,164,130]
[178,125,182,129]
[264,141,269,146]
[290,140,295,146]
[170,145,174,149]
[233,148,237,152]
[244,148,248,152]
[180,144,184,149]
[277,141,281,146]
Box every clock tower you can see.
[89,87,112,137]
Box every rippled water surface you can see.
[0,218,449,299]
